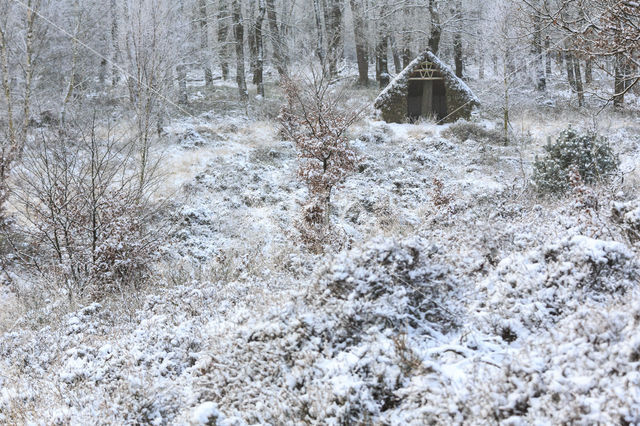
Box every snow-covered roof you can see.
[374,50,479,109]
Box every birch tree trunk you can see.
[22,0,36,137]
[0,0,38,200]
[613,54,625,108]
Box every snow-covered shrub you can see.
[533,128,619,194]
[354,124,392,145]
[196,237,462,424]
[12,127,161,299]
[442,120,506,144]
[473,295,640,424]
[279,75,361,249]
[612,199,640,242]
[478,235,638,338]
[319,236,461,336]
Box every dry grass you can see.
[0,290,19,333]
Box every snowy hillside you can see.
[1,105,639,424]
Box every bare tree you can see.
[428,0,442,54]
[120,0,178,190]
[523,0,639,107]
[12,122,161,299]
[312,0,325,66]
[254,0,266,97]
[279,71,360,248]
[453,0,463,78]
[217,0,231,80]
[198,0,213,87]
[232,0,248,102]
[375,1,390,88]
[266,0,288,79]
[0,0,39,219]
[325,0,344,77]
[349,0,369,85]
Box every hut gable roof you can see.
[374,50,479,110]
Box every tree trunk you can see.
[325,0,343,77]
[110,0,120,87]
[584,58,592,84]
[453,33,463,78]
[99,59,107,86]
[376,29,389,87]
[176,64,188,104]
[247,3,257,79]
[545,36,551,76]
[613,54,625,108]
[254,0,266,97]
[61,0,81,128]
[217,0,231,80]
[199,0,213,87]
[533,11,545,90]
[453,0,463,78]
[390,33,402,74]
[565,50,576,91]
[503,58,509,145]
[573,56,584,106]
[428,0,441,54]
[22,0,36,138]
[402,3,412,68]
[232,0,248,102]
[266,0,288,79]
[313,0,325,66]
[349,0,368,85]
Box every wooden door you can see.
[432,80,447,120]
[407,80,423,120]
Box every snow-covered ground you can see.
[1,100,640,424]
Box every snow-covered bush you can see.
[319,236,461,336]
[477,235,638,339]
[12,128,161,299]
[473,295,640,424]
[196,237,462,424]
[279,74,361,249]
[612,199,640,243]
[442,120,506,144]
[533,128,619,194]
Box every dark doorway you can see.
[407,79,448,122]
[432,79,447,121]
[407,80,423,120]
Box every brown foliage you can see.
[278,73,361,248]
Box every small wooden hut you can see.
[374,50,479,123]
